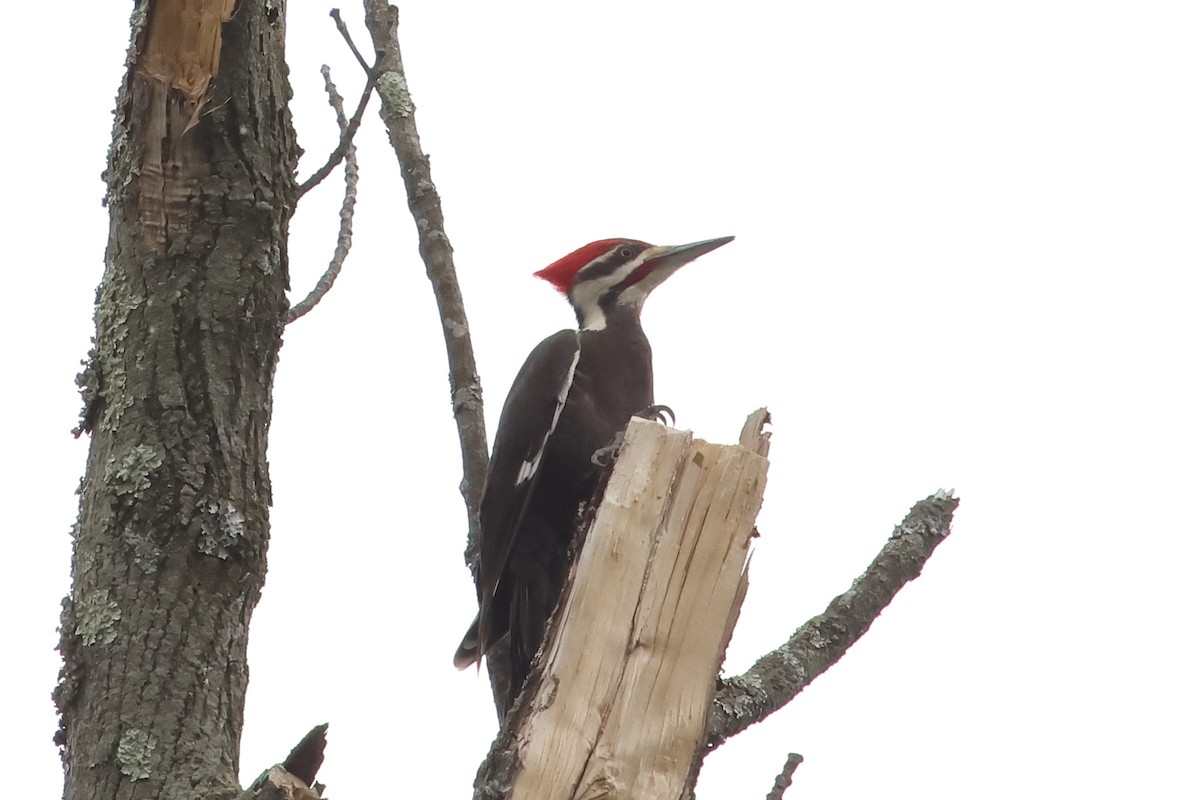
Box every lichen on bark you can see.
[56,3,298,799]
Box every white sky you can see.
[3,2,1198,797]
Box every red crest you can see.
[534,239,644,294]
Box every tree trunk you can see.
[55,3,297,799]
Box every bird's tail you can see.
[453,611,482,670]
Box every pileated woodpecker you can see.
[454,235,734,712]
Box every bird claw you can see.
[591,434,624,467]
[636,404,675,426]
[592,406,675,467]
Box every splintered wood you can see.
[140,0,236,100]
[132,0,236,248]
[511,412,770,800]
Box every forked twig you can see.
[295,10,379,199]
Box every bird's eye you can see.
[618,246,635,259]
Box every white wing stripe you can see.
[515,341,581,486]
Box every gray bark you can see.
[361,0,490,567]
[360,0,500,712]
[55,3,297,799]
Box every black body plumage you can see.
[455,236,732,714]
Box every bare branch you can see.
[295,60,375,198]
[294,10,378,199]
[766,753,803,800]
[707,491,959,748]
[288,66,359,323]
[330,8,371,72]
[360,2,489,568]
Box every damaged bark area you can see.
[135,0,236,250]
[58,2,297,799]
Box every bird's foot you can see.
[591,433,624,467]
[636,404,675,426]
[591,406,675,467]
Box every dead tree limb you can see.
[359,0,498,710]
[289,66,360,323]
[295,20,378,200]
[331,7,372,72]
[706,490,959,749]
[359,0,489,564]
[766,753,803,800]
[472,412,955,797]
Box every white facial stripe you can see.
[515,341,581,485]
[570,248,655,331]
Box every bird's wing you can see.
[476,329,581,653]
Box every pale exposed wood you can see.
[739,407,772,457]
[132,0,238,249]
[716,408,771,700]
[238,766,322,800]
[509,416,770,800]
[141,0,236,100]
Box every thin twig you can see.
[288,66,359,323]
[360,0,495,712]
[295,61,375,198]
[707,491,959,748]
[766,753,803,800]
[330,8,371,72]
[295,11,377,199]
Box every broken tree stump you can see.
[501,410,770,800]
